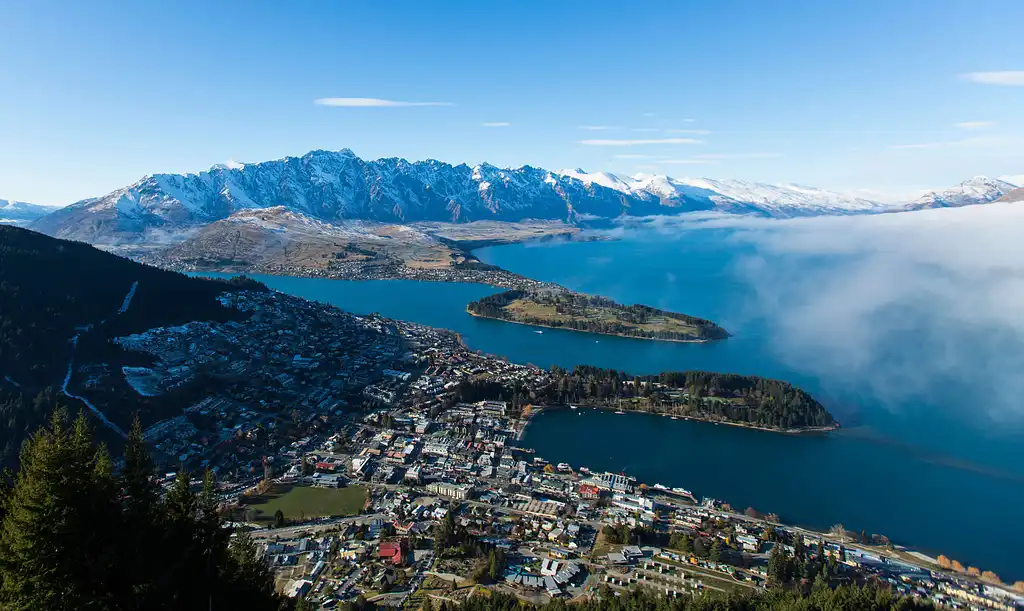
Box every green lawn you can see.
[239,484,368,522]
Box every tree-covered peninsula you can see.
[547,366,837,431]
[466,289,729,342]
[457,365,837,432]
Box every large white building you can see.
[427,481,472,500]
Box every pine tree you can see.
[0,410,283,610]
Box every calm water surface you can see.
[202,229,1024,578]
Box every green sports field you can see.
[239,484,368,522]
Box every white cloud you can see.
[667,129,712,135]
[658,158,712,165]
[695,152,783,159]
[480,121,511,127]
[314,97,454,107]
[888,137,986,150]
[613,154,653,159]
[630,128,661,132]
[578,125,620,131]
[579,138,703,146]
[954,121,994,129]
[961,71,1024,86]
[642,112,657,117]
[683,118,697,123]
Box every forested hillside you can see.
[0,225,263,464]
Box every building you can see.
[427,481,472,500]
[378,539,409,566]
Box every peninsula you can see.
[466,289,730,342]
[535,365,838,432]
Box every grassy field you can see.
[238,484,368,522]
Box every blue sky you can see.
[2,0,1023,205]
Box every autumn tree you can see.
[981,571,1002,584]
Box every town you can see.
[111,290,1022,611]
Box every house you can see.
[378,539,409,566]
[621,546,645,561]
[578,483,602,499]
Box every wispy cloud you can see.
[578,125,620,131]
[667,129,712,135]
[953,121,994,129]
[889,142,944,150]
[888,137,986,150]
[580,138,703,146]
[630,128,661,132]
[613,154,653,159]
[683,118,697,123]
[480,121,510,127]
[314,97,454,107]
[642,112,657,117]
[961,71,1024,86]
[695,152,783,159]
[658,158,712,165]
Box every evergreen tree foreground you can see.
[0,410,284,610]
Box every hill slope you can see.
[0,225,262,462]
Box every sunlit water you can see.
[199,228,1024,578]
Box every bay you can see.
[199,226,1024,579]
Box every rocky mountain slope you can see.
[993,187,1024,204]
[902,176,1019,211]
[27,149,1022,244]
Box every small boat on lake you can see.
[614,410,626,415]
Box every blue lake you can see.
[201,227,1024,578]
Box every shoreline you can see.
[465,308,714,344]
[543,403,839,436]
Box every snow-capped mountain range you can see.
[23,148,1023,243]
[0,199,57,225]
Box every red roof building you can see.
[378,539,409,566]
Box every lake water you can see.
[201,227,1024,578]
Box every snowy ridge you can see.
[27,148,1022,244]
[556,170,893,216]
[903,176,1019,210]
[0,199,57,225]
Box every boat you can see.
[570,405,579,410]
[671,416,678,420]
[534,330,543,334]
[672,487,694,497]
[614,411,626,415]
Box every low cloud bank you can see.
[615,205,1024,424]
